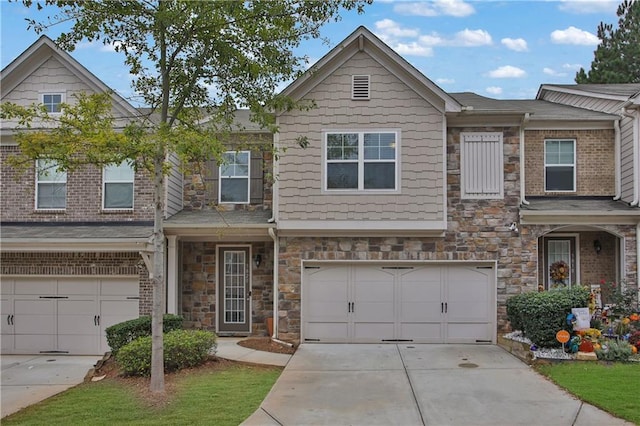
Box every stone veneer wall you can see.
[275,126,542,342]
[0,251,152,315]
[180,241,274,335]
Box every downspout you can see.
[613,119,621,200]
[520,113,530,206]
[620,106,639,206]
[268,227,278,340]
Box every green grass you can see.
[3,364,281,426]
[536,362,640,425]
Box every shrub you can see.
[595,340,633,362]
[506,286,590,348]
[105,314,183,355]
[116,329,217,376]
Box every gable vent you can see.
[352,75,370,100]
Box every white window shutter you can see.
[460,132,503,199]
[352,75,370,100]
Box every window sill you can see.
[34,209,66,213]
[102,209,134,213]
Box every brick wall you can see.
[180,241,273,335]
[0,251,151,315]
[1,146,155,222]
[524,129,615,196]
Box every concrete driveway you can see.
[1,354,100,418]
[243,344,632,426]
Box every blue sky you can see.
[0,0,621,102]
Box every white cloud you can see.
[551,26,599,45]
[436,78,455,84]
[394,0,475,17]
[486,86,503,95]
[488,65,527,78]
[501,37,528,52]
[562,63,582,70]
[453,29,492,46]
[375,19,419,39]
[418,33,446,46]
[558,0,618,14]
[543,67,568,77]
[394,42,434,57]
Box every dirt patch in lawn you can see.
[237,337,296,354]
[92,356,274,410]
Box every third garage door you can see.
[302,263,495,344]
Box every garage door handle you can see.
[7,315,14,325]
[445,302,448,313]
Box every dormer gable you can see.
[279,26,461,115]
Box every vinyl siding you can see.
[540,91,620,113]
[277,51,444,224]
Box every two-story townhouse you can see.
[3,28,639,354]
[0,36,158,355]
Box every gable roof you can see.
[537,83,640,102]
[1,35,140,124]
[279,26,461,114]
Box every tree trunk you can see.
[150,153,165,393]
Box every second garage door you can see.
[1,277,140,355]
[302,263,495,344]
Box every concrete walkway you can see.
[242,344,634,426]
[215,338,292,367]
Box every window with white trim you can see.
[325,131,397,191]
[460,132,504,199]
[219,151,250,203]
[103,162,134,209]
[42,93,63,113]
[545,139,575,192]
[36,159,66,209]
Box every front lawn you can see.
[2,360,281,426]
[536,362,640,425]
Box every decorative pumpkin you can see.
[630,313,639,322]
[579,340,594,352]
[593,343,601,351]
[632,345,638,355]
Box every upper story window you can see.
[36,159,66,209]
[545,139,575,192]
[460,132,504,199]
[103,162,134,209]
[42,93,63,113]
[219,151,250,203]
[325,131,398,191]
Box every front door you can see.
[544,237,577,289]
[218,247,251,333]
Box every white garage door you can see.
[302,263,495,344]
[1,277,139,355]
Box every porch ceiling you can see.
[520,197,640,225]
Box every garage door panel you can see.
[14,279,55,295]
[400,322,443,342]
[58,279,99,295]
[305,322,349,342]
[100,300,140,328]
[57,300,97,335]
[447,322,492,343]
[101,278,140,296]
[14,334,56,353]
[353,322,394,342]
[14,300,55,334]
[58,334,100,355]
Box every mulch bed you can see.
[237,337,296,354]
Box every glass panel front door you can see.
[545,238,575,289]
[218,248,250,332]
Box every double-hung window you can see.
[42,93,63,113]
[545,139,575,192]
[219,151,250,203]
[36,159,66,209]
[325,131,398,191]
[103,162,135,209]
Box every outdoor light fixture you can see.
[508,222,519,233]
[254,254,262,268]
[594,240,602,254]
